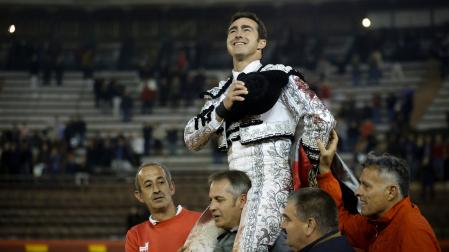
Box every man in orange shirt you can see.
[125,163,201,252]
[316,130,441,252]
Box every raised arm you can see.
[317,130,372,249]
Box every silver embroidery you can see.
[230,139,291,252]
[281,75,335,149]
[184,97,221,151]
[240,121,296,144]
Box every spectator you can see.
[142,124,153,156]
[111,135,134,175]
[208,170,251,252]
[386,92,397,123]
[93,78,105,108]
[65,151,81,174]
[97,136,114,173]
[169,73,181,108]
[81,45,95,85]
[166,128,178,155]
[282,188,354,252]
[182,74,195,107]
[85,137,100,174]
[46,146,63,175]
[98,80,112,114]
[367,49,383,85]
[317,130,441,252]
[158,73,170,107]
[350,54,361,86]
[371,93,382,124]
[129,133,144,161]
[121,90,134,123]
[189,69,207,105]
[125,163,201,252]
[391,62,404,81]
[29,44,40,89]
[53,44,64,86]
[400,88,414,127]
[140,78,157,114]
[153,124,165,155]
[404,133,418,180]
[432,134,445,181]
[315,57,332,81]
[420,152,435,203]
[109,80,123,118]
[41,42,53,86]
[73,115,87,147]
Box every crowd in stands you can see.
[90,68,207,122]
[0,118,191,179]
[1,16,449,200]
[1,106,448,191]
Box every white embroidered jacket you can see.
[184,62,335,160]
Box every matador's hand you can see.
[223,81,248,110]
[317,129,339,175]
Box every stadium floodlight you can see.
[8,24,15,34]
[362,18,371,28]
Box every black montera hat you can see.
[227,70,289,120]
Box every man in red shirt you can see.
[316,130,441,252]
[125,163,201,252]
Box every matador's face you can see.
[226,17,266,62]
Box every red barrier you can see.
[0,239,448,252]
[0,240,124,252]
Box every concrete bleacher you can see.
[329,62,424,106]
[0,70,204,137]
[0,62,427,133]
[417,79,449,130]
[0,61,434,171]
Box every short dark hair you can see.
[229,12,267,40]
[134,162,173,192]
[209,170,252,199]
[288,188,338,234]
[362,152,410,197]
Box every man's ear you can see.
[257,39,267,50]
[305,218,317,236]
[169,180,176,195]
[386,185,399,201]
[238,194,247,209]
[134,190,145,204]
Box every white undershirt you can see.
[149,205,182,225]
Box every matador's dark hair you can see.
[229,11,267,40]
